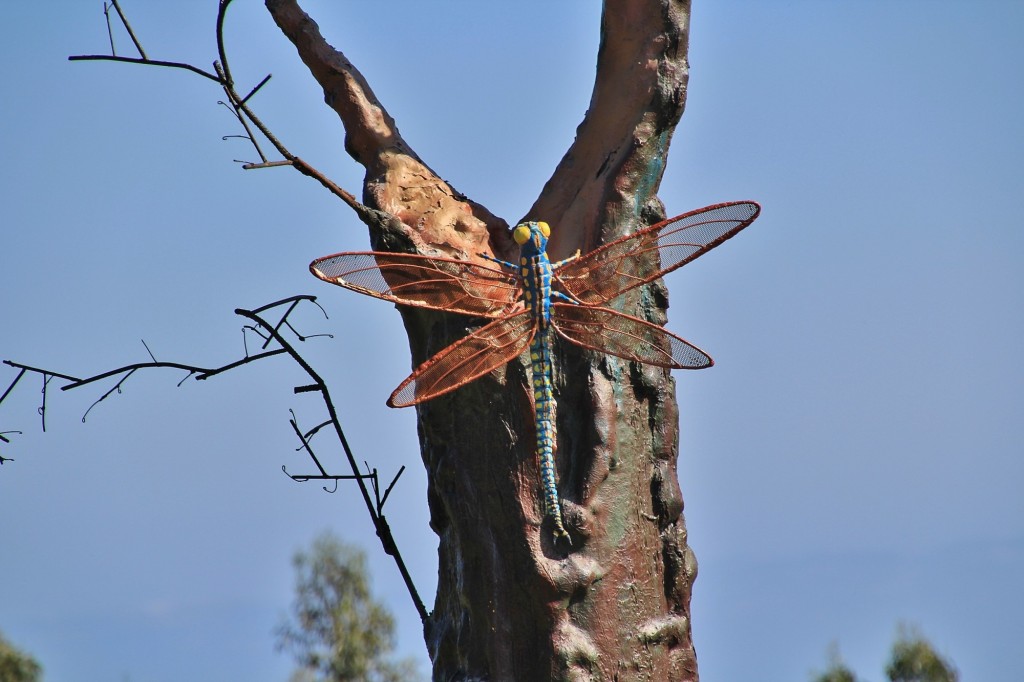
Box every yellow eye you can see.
[513,225,531,244]
[538,221,551,238]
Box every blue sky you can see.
[2,2,1022,680]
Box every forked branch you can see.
[0,295,427,623]
[70,0,366,216]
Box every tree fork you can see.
[271,1,697,679]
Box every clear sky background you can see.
[2,2,1021,681]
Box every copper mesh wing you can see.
[388,309,536,407]
[554,201,760,305]
[551,303,712,369]
[310,252,520,318]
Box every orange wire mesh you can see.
[551,304,712,369]
[555,201,760,305]
[388,310,536,407]
[310,252,519,318]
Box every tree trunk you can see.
[267,1,698,679]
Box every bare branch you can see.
[214,61,270,164]
[69,2,369,216]
[0,367,28,406]
[0,430,22,465]
[2,296,429,624]
[81,368,136,423]
[109,0,147,59]
[68,55,220,82]
[240,73,273,106]
[234,302,429,623]
[44,351,284,394]
[103,3,116,55]
[2,298,313,414]
[288,409,329,477]
[301,419,332,441]
[3,362,80,384]
[378,465,405,512]
[215,0,237,88]
[39,374,53,432]
[241,160,293,170]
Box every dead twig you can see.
[69,1,366,214]
[1,295,428,624]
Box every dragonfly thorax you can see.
[512,222,555,326]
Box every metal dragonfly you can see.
[310,201,760,541]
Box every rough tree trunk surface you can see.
[267,1,698,680]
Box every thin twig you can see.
[39,375,52,432]
[282,471,373,483]
[141,339,157,363]
[236,305,429,624]
[68,4,370,215]
[288,411,328,477]
[3,361,80,384]
[211,2,269,164]
[82,368,136,423]
[215,0,237,89]
[253,294,320,315]
[68,55,220,82]
[0,368,27,406]
[241,160,293,170]
[51,351,283,393]
[3,296,429,622]
[215,64,268,163]
[109,0,147,59]
[261,297,303,350]
[379,466,405,511]
[239,73,272,106]
[63,6,423,617]
[195,349,286,380]
[103,3,116,55]
[302,420,333,441]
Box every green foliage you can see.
[814,625,958,682]
[885,625,958,682]
[814,666,858,682]
[812,643,859,682]
[0,631,42,682]
[276,531,422,682]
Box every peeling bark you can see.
[267,1,699,679]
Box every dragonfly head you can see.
[512,221,551,256]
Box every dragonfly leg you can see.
[550,249,581,269]
[551,290,582,305]
[478,252,517,270]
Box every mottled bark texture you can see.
[267,1,699,679]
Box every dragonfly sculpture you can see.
[310,201,761,541]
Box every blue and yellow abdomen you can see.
[513,222,573,541]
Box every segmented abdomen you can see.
[522,251,569,540]
[531,328,568,540]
